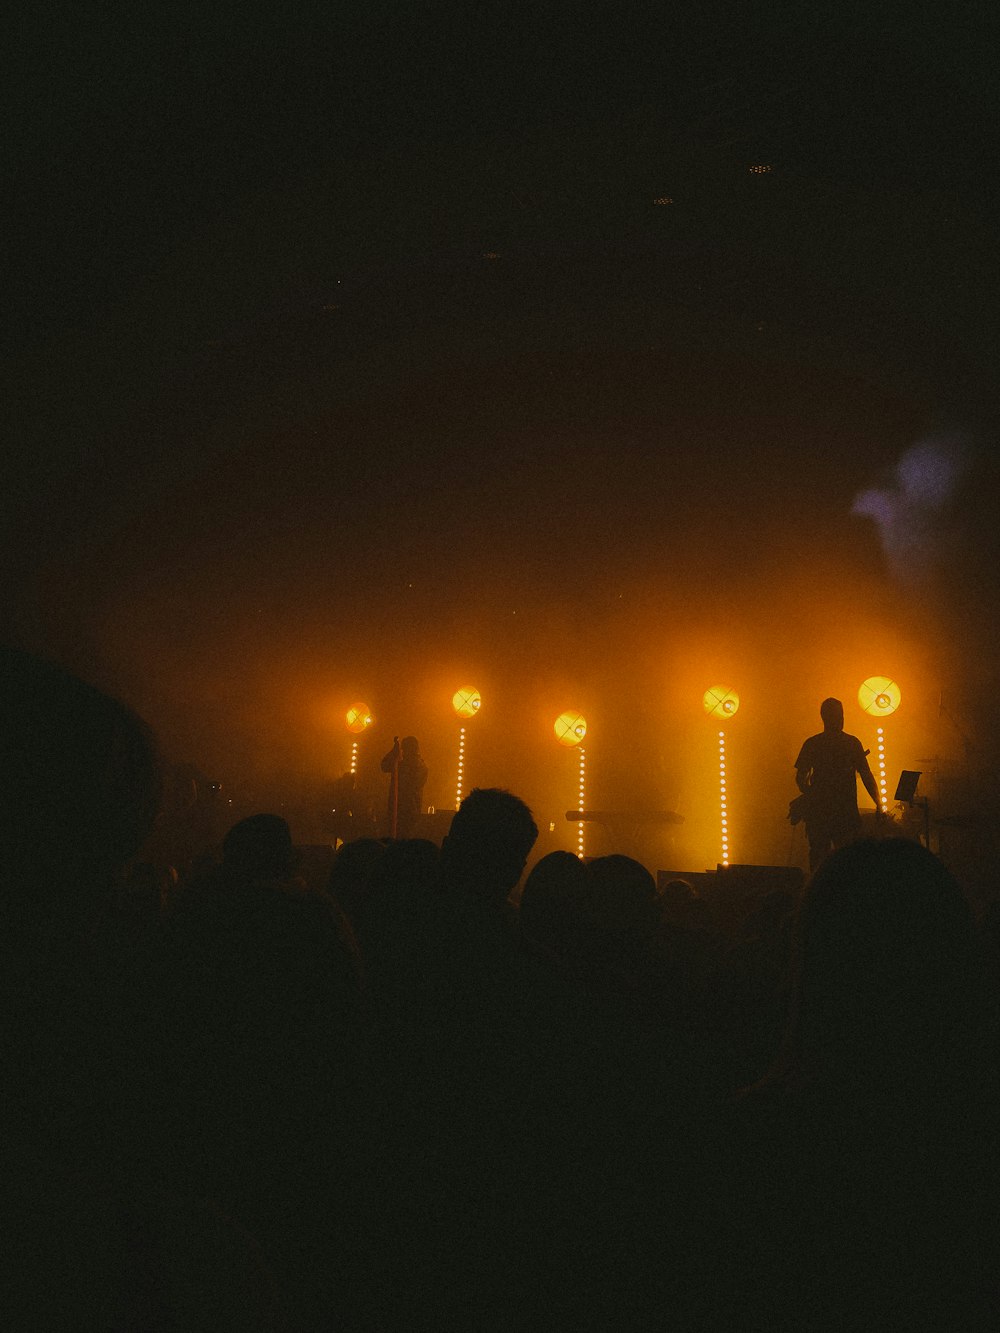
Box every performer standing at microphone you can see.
[381,735,428,839]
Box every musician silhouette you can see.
[794,698,883,871]
[380,735,428,839]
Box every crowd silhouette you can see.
[3,643,999,1329]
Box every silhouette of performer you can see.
[794,697,883,871]
[381,735,428,838]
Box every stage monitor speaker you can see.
[719,863,805,893]
[657,869,721,897]
[714,865,805,921]
[659,865,805,924]
[658,865,804,897]
[415,809,456,844]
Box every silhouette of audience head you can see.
[441,787,538,901]
[0,643,161,945]
[819,697,844,730]
[328,837,387,930]
[370,836,439,895]
[659,875,715,933]
[661,877,697,911]
[585,854,662,945]
[519,850,589,957]
[221,813,295,883]
[742,887,796,938]
[364,838,441,940]
[786,836,986,1080]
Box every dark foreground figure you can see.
[639,837,1000,1329]
[5,647,998,1330]
[1,648,382,1328]
[0,646,189,1327]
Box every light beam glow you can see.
[852,434,972,586]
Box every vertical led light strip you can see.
[577,747,586,859]
[455,726,466,809]
[876,725,888,811]
[350,741,359,775]
[719,730,730,867]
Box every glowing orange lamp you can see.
[858,676,901,717]
[452,686,482,718]
[702,685,740,720]
[554,710,587,746]
[346,702,373,733]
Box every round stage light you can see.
[346,702,373,733]
[703,685,740,719]
[554,710,588,746]
[858,676,901,716]
[452,686,482,718]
